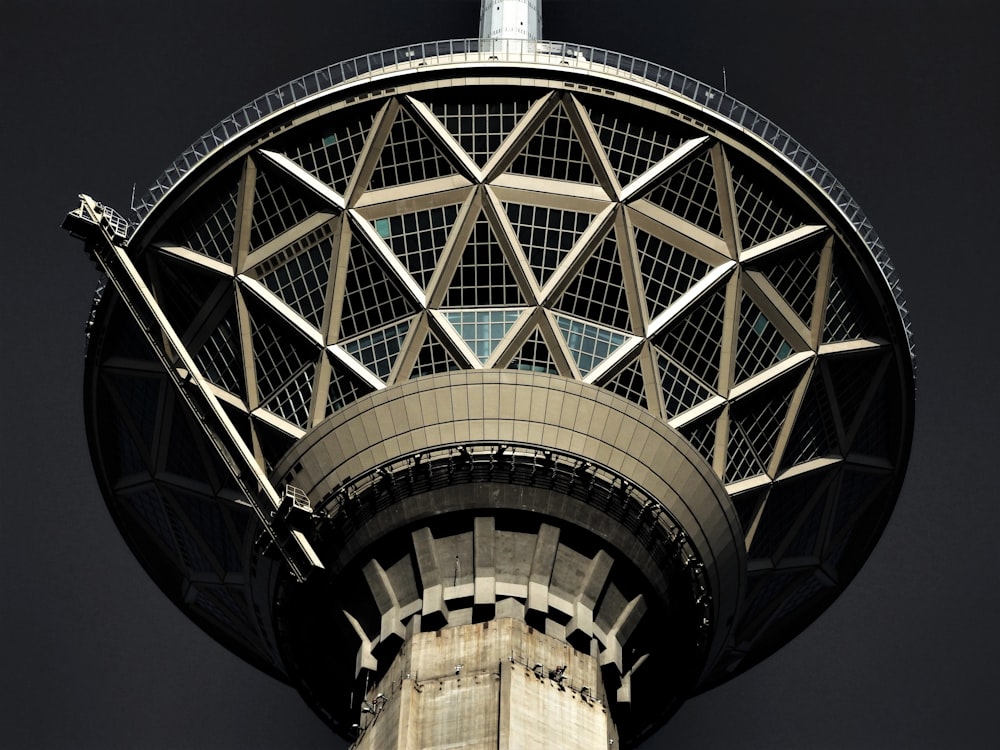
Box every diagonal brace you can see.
[63,194,323,581]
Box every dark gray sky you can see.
[2,1,997,748]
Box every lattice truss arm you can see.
[104,87,902,642]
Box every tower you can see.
[63,1,914,747]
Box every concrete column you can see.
[353,619,616,750]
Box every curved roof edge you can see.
[128,37,914,363]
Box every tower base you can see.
[354,618,617,750]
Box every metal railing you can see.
[128,37,913,359]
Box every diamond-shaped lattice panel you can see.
[259,224,337,329]
[410,329,462,379]
[755,241,822,327]
[656,351,716,419]
[553,314,629,378]
[780,370,839,469]
[646,150,722,236]
[553,232,631,331]
[678,411,720,467]
[424,93,536,166]
[505,203,595,287]
[734,293,795,384]
[507,102,597,183]
[583,95,690,186]
[369,108,457,190]
[339,234,420,339]
[443,309,524,364]
[726,374,797,482]
[287,106,378,195]
[327,355,377,417]
[249,302,320,405]
[506,328,558,374]
[342,318,414,382]
[249,166,328,250]
[651,286,727,390]
[602,357,647,408]
[375,204,462,290]
[636,228,712,320]
[159,168,240,263]
[730,152,814,249]
[443,215,525,307]
[260,361,316,428]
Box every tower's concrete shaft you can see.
[354,619,615,750]
[480,0,541,40]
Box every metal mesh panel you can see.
[585,97,687,186]
[411,330,462,378]
[823,255,876,343]
[780,372,839,469]
[327,355,377,417]
[260,227,336,329]
[209,584,253,626]
[553,314,629,377]
[636,228,711,319]
[154,258,225,343]
[725,420,766,483]
[342,318,413,382]
[171,493,242,573]
[748,472,827,561]
[195,310,244,397]
[768,573,829,626]
[507,328,558,374]
[735,293,794,383]
[339,235,420,339]
[425,95,535,166]
[727,378,795,482]
[161,487,216,573]
[124,488,179,558]
[504,203,594,287]
[369,108,457,190]
[443,309,523,363]
[191,585,242,632]
[443,216,524,306]
[252,417,297,473]
[828,469,887,546]
[651,287,726,389]
[159,171,238,263]
[731,155,812,249]
[507,102,597,183]
[375,204,461,290]
[114,413,147,477]
[646,150,722,236]
[165,408,208,478]
[756,242,822,326]
[739,570,805,633]
[656,351,715,419]
[250,307,319,405]
[850,376,889,457]
[249,166,321,250]
[260,361,316,428]
[107,373,160,452]
[825,353,882,436]
[730,487,767,538]
[288,108,376,195]
[678,412,718,467]
[603,357,647,408]
[553,233,631,330]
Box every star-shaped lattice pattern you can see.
[104,86,903,655]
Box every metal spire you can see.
[480,0,542,41]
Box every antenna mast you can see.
[480,0,542,41]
